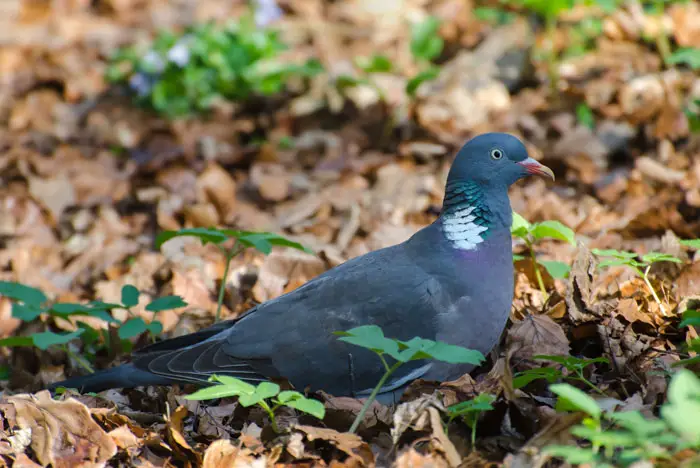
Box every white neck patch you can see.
[442,205,488,251]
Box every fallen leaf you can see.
[0,391,116,467]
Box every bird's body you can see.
[49,133,553,402]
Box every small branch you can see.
[215,241,244,322]
[349,362,401,434]
[64,345,94,374]
[528,241,548,300]
[643,265,667,317]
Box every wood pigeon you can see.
[48,133,554,403]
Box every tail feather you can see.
[47,364,174,393]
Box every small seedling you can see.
[335,325,484,433]
[405,16,443,97]
[156,227,311,322]
[511,213,575,298]
[446,393,496,446]
[592,249,682,316]
[544,370,700,465]
[0,282,185,372]
[186,375,325,432]
[513,355,609,395]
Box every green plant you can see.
[673,307,700,367]
[186,375,325,432]
[446,393,496,446]
[0,282,185,372]
[592,249,682,317]
[544,371,700,466]
[156,227,310,322]
[106,15,322,117]
[405,16,444,97]
[513,355,609,395]
[334,325,484,433]
[511,213,575,298]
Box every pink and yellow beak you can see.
[517,157,555,181]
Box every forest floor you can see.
[1,0,700,466]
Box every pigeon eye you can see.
[490,149,504,160]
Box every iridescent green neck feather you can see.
[441,181,493,251]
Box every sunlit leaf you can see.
[0,281,47,307]
[530,221,575,245]
[550,383,601,419]
[146,295,187,312]
[121,285,140,307]
[155,227,230,248]
[31,330,85,350]
[277,391,326,419]
[539,260,571,279]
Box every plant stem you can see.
[215,242,243,322]
[643,266,667,317]
[349,361,401,434]
[259,400,280,433]
[575,374,606,396]
[63,345,94,374]
[528,240,548,300]
[471,420,477,448]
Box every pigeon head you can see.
[447,132,554,187]
[441,133,554,251]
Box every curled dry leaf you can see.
[293,425,374,467]
[0,391,116,467]
[166,405,200,467]
[506,314,570,363]
[202,439,265,468]
[390,394,460,468]
[565,244,603,322]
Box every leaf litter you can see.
[0,0,699,465]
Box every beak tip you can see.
[519,158,555,182]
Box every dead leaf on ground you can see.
[294,424,374,466]
[507,314,570,364]
[0,391,116,467]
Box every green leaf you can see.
[410,16,443,62]
[277,391,326,419]
[49,303,119,324]
[186,375,258,401]
[31,330,85,350]
[405,67,440,97]
[118,318,148,339]
[147,320,163,335]
[0,281,47,307]
[680,239,700,250]
[355,54,393,73]
[539,260,571,279]
[11,303,44,321]
[641,252,682,265]
[0,366,10,380]
[667,48,700,70]
[155,227,230,248]
[335,325,399,357]
[447,393,496,416]
[512,254,525,261]
[530,221,575,245]
[591,248,637,259]
[398,338,485,365]
[146,295,187,312]
[679,309,700,329]
[576,102,595,129]
[0,336,34,348]
[550,383,601,419]
[230,231,312,255]
[121,285,140,307]
[543,445,599,464]
[511,212,531,238]
[661,370,700,443]
[513,367,562,389]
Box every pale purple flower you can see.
[254,0,283,28]
[168,36,192,67]
[129,73,153,96]
[141,50,165,73]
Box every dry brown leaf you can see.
[506,314,570,362]
[201,439,262,468]
[252,247,326,302]
[166,405,200,467]
[294,425,374,466]
[0,391,116,467]
[617,298,654,326]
